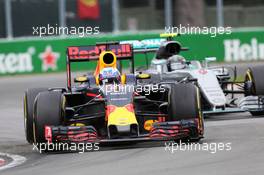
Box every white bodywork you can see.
[149,58,263,113]
[150,59,227,108]
[166,69,226,107]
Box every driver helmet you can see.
[98,67,121,85]
[168,55,186,70]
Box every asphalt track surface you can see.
[1,71,264,175]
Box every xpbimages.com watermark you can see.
[164,141,232,154]
[32,142,100,153]
[32,24,100,37]
[99,84,166,96]
[165,24,232,37]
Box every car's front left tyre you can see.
[33,91,64,144]
[24,88,48,143]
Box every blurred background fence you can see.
[1,0,264,38]
[0,0,264,76]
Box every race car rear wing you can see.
[66,42,134,90]
[120,38,189,68]
[65,36,187,90]
[121,38,189,53]
[67,43,133,61]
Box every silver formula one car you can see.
[130,36,264,116]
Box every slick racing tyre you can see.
[24,88,48,143]
[168,83,201,120]
[168,83,203,141]
[245,65,264,96]
[245,66,264,116]
[33,91,64,144]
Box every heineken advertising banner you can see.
[0,28,263,75]
[176,28,264,63]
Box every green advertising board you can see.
[0,28,264,75]
[177,28,264,63]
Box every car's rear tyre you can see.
[245,66,264,116]
[24,88,48,143]
[33,91,64,144]
[168,83,203,141]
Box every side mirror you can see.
[136,73,151,79]
[188,77,198,82]
[204,57,217,68]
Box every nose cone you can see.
[107,107,137,126]
[107,106,138,138]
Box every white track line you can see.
[0,153,26,171]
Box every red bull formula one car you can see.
[24,42,204,147]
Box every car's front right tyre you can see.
[168,83,204,141]
[245,65,264,116]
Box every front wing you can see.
[44,120,202,144]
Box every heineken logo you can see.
[0,47,34,74]
[224,38,264,62]
[0,45,60,74]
